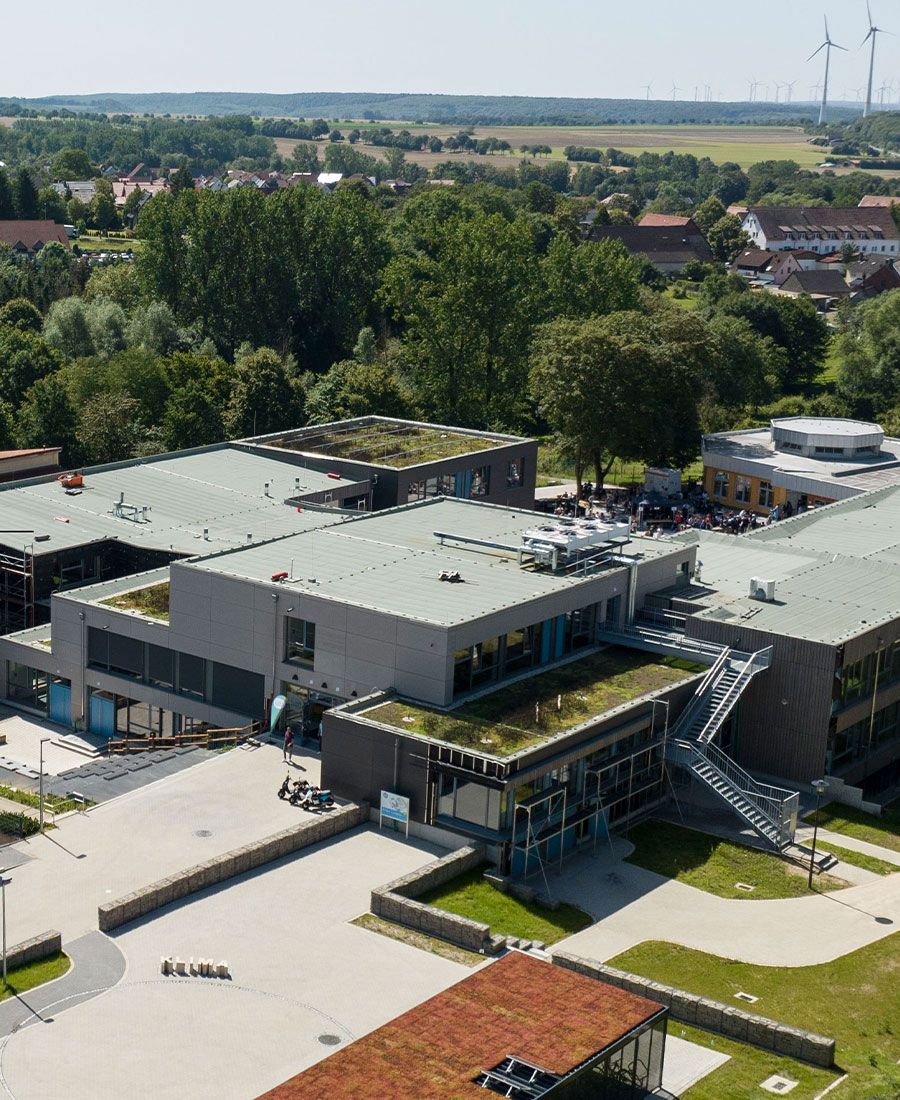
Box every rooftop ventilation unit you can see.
[521,517,631,552]
[749,577,776,602]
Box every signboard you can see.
[380,790,410,836]
[269,694,287,734]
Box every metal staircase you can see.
[669,738,798,850]
[669,647,772,746]
[664,644,798,850]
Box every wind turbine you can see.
[642,82,653,100]
[704,83,712,102]
[861,2,891,118]
[671,82,680,101]
[748,78,758,101]
[785,80,797,103]
[807,16,847,125]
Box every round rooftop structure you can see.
[771,417,884,459]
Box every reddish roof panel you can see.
[257,952,663,1100]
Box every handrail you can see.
[694,653,756,743]
[106,721,262,755]
[599,623,726,661]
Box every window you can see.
[87,628,142,679]
[148,645,174,690]
[178,652,206,699]
[734,476,751,504]
[212,662,264,716]
[712,470,729,499]
[504,626,534,674]
[815,445,844,456]
[758,480,774,509]
[6,662,49,712]
[285,617,315,667]
[469,464,490,498]
[506,458,524,488]
[471,637,501,687]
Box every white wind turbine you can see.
[861,1,891,118]
[807,15,847,124]
[642,82,653,101]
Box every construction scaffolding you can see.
[0,546,34,633]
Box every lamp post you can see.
[39,737,51,834]
[1,874,9,983]
[808,778,829,889]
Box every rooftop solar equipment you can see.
[475,1055,562,1098]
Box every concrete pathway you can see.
[548,845,900,968]
[0,932,125,1040]
[796,825,900,867]
[662,1034,730,1095]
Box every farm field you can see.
[278,123,828,171]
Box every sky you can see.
[5,0,900,104]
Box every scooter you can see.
[277,775,292,800]
[289,779,311,806]
[306,788,335,811]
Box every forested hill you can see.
[7,91,854,126]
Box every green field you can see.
[806,800,900,854]
[608,935,900,1100]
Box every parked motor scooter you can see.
[277,775,292,800]
[305,788,334,811]
[289,779,311,806]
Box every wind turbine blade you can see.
[833,42,848,51]
[861,29,874,46]
[867,0,873,27]
[806,42,826,61]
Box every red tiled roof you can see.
[257,953,663,1100]
[0,448,61,460]
[0,220,69,251]
[858,195,897,208]
[639,213,694,228]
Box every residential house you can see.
[111,180,168,208]
[0,220,70,256]
[846,257,900,297]
[778,269,854,307]
[858,195,898,208]
[742,206,900,256]
[585,224,713,274]
[638,213,699,229]
[51,180,96,205]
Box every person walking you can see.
[283,725,294,763]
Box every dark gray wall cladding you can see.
[370,845,492,953]
[553,954,836,1069]
[4,930,62,970]
[98,802,368,932]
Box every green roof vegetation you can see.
[276,421,508,468]
[625,820,848,900]
[419,865,592,945]
[607,935,900,1100]
[0,952,70,1004]
[365,648,703,756]
[101,581,170,621]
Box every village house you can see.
[742,206,900,256]
[0,220,70,256]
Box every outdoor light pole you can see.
[1,874,9,983]
[808,778,829,889]
[39,737,51,834]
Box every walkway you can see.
[547,842,900,968]
[0,932,125,1039]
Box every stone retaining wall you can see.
[99,802,368,933]
[554,953,835,1068]
[5,930,62,970]
[371,845,492,954]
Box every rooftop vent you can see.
[439,570,463,583]
[749,577,776,602]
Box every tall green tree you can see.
[17,375,79,463]
[223,347,303,437]
[13,169,39,220]
[77,392,148,464]
[43,297,94,359]
[51,149,95,179]
[541,235,641,320]
[833,289,900,419]
[0,172,15,220]
[0,327,60,407]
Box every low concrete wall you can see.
[554,953,835,1069]
[5,930,62,970]
[822,775,882,816]
[371,845,492,954]
[99,802,368,933]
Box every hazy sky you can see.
[5,0,900,103]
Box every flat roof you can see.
[772,417,883,438]
[257,952,663,1100]
[0,446,356,557]
[245,416,531,470]
[187,498,687,627]
[702,427,900,495]
[361,648,701,757]
[675,485,900,642]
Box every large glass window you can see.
[285,617,315,667]
[506,458,524,488]
[469,465,490,498]
[758,480,774,508]
[178,652,206,699]
[211,662,264,716]
[712,470,730,499]
[148,644,175,690]
[734,476,751,504]
[108,634,144,679]
[6,662,49,712]
[504,626,534,674]
[471,637,501,687]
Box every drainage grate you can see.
[761,1074,798,1095]
[195,829,212,838]
[735,882,755,892]
[318,1034,341,1046]
[734,991,759,1004]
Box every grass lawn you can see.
[816,337,842,386]
[351,913,483,967]
[675,1023,839,1099]
[419,866,592,945]
[821,840,898,876]
[364,649,702,755]
[625,820,848,899]
[0,952,70,1002]
[75,235,141,253]
[806,800,900,854]
[663,287,701,311]
[101,581,169,621]
[535,436,704,489]
[607,934,900,1100]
